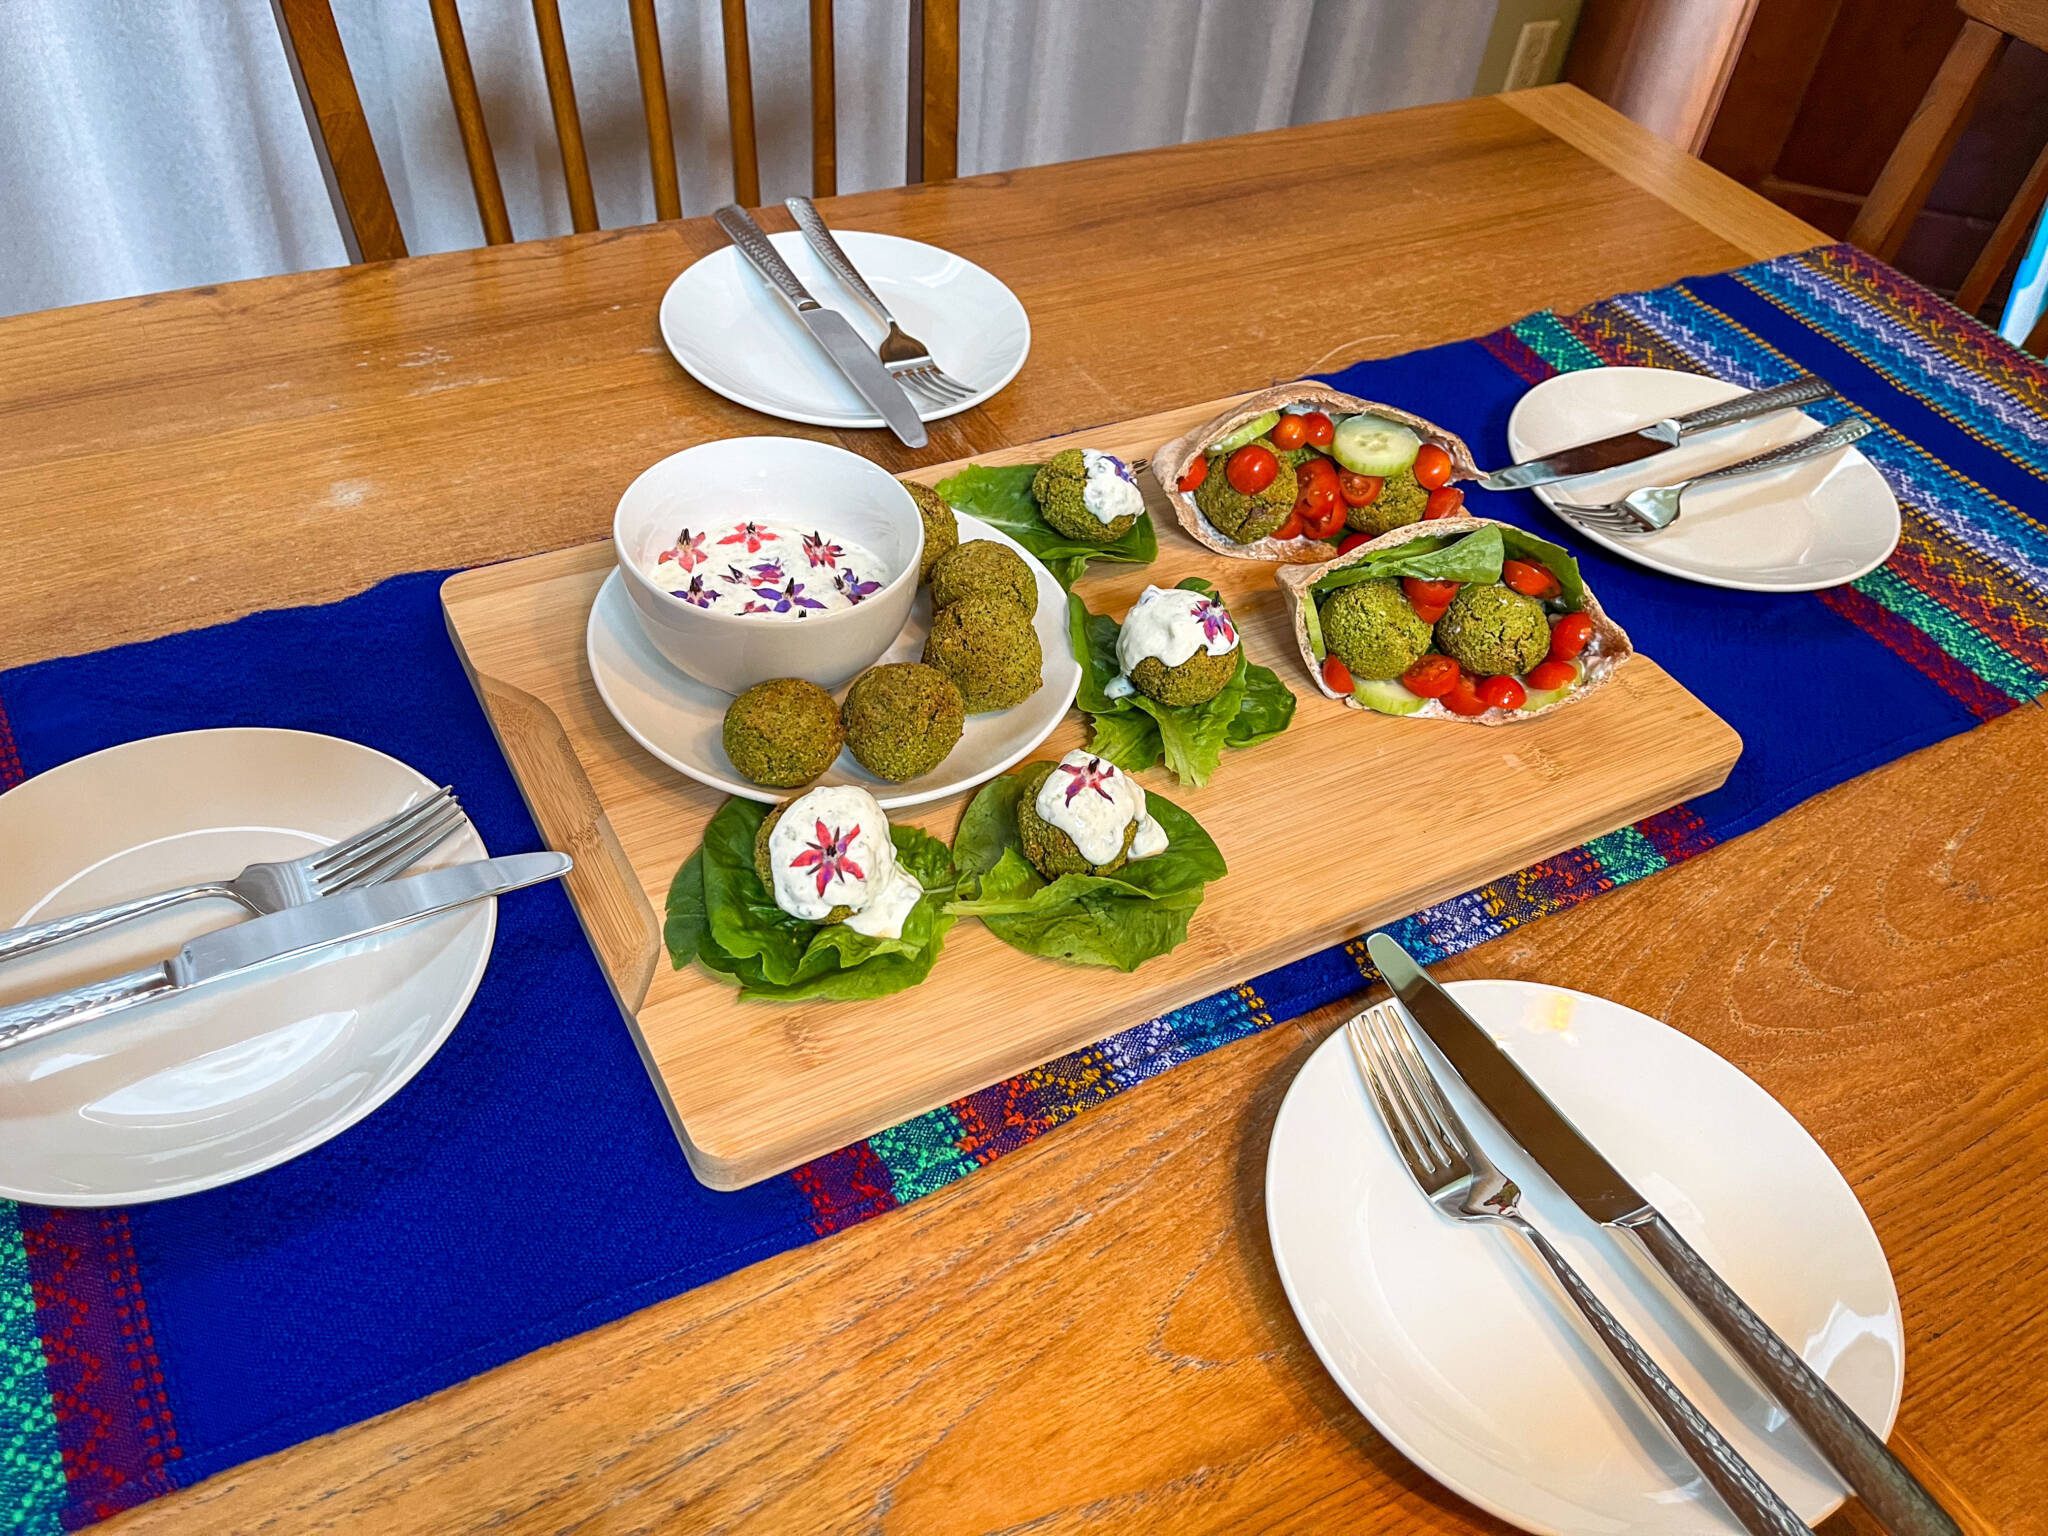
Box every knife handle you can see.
[1674,375,1833,437]
[712,205,819,313]
[1507,1215,1808,1535]
[785,197,894,325]
[0,965,178,1054]
[1631,1212,1961,1535]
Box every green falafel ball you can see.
[904,480,958,582]
[752,806,853,923]
[928,539,1037,617]
[1318,579,1434,680]
[1014,760,1136,878]
[722,678,843,788]
[1129,642,1240,706]
[1030,449,1140,544]
[922,593,1043,711]
[841,663,965,781]
[1345,467,1430,536]
[1191,443,1298,543]
[1435,583,1551,676]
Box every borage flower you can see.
[836,570,882,604]
[1058,756,1119,805]
[801,530,845,569]
[789,819,865,898]
[671,575,720,608]
[1193,597,1236,647]
[751,578,827,615]
[659,528,708,571]
[718,521,778,553]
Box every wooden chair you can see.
[271,0,961,263]
[1845,0,2048,350]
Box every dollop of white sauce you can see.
[1079,450,1144,527]
[1034,750,1169,867]
[766,785,921,938]
[1114,585,1238,678]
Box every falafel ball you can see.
[1129,643,1239,707]
[921,594,1043,711]
[1344,466,1429,536]
[1318,579,1434,680]
[905,480,958,582]
[751,805,854,923]
[928,539,1037,617]
[1031,448,1142,543]
[1435,583,1551,676]
[1014,760,1136,878]
[1191,443,1298,543]
[841,663,966,781]
[722,678,843,787]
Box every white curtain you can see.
[0,0,1495,319]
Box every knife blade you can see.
[1478,374,1834,491]
[712,205,928,448]
[0,852,571,1054]
[1364,932,1961,1536]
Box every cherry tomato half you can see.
[1176,456,1210,493]
[1413,443,1453,491]
[1476,674,1527,711]
[1274,510,1306,541]
[1296,454,1339,494]
[1302,500,1348,540]
[1441,676,1490,717]
[1299,411,1335,448]
[1226,444,1279,496]
[1502,558,1561,599]
[1526,659,1578,692]
[1402,577,1460,609]
[1401,653,1461,698]
[1269,415,1308,452]
[1321,654,1354,694]
[1422,485,1465,520]
[1408,601,1448,625]
[1337,531,1373,555]
[1337,471,1383,508]
[1548,611,1595,662]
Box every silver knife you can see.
[711,205,928,448]
[1366,934,1960,1536]
[1479,375,1835,491]
[0,852,571,1055]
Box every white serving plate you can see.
[589,512,1081,809]
[1507,366,1900,592]
[1266,979,1902,1534]
[661,230,1030,427]
[0,729,492,1205]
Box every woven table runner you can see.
[3,242,2043,1530]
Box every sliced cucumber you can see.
[1331,413,1422,477]
[1210,411,1281,454]
[1352,677,1427,716]
[1518,659,1584,711]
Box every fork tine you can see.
[317,800,466,892]
[309,788,455,873]
[1346,1016,1427,1178]
[1366,1006,1459,1172]
[1379,1004,1483,1165]
[904,365,971,402]
[922,369,975,402]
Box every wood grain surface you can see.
[1,86,2035,1533]
[443,399,1739,1187]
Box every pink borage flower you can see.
[789,820,865,898]
[719,521,778,553]
[660,528,708,571]
[1192,596,1236,647]
[801,530,845,568]
[1058,756,1120,805]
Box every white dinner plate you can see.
[0,729,493,1206]
[589,512,1081,809]
[1506,366,1901,591]
[660,230,1030,427]
[1266,980,1902,1534]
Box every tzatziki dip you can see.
[1079,451,1144,528]
[765,785,923,939]
[1107,585,1238,698]
[650,518,890,618]
[1034,750,1169,866]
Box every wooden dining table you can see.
[4,84,2040,1534]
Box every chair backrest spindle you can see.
[720,0,762,208]
[628,0,682,221]
[811,0,838,197]
[530,0,598,232]
[427,0,513,245]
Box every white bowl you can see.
[613,437,924,694]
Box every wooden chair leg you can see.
[1847,18,2007,261]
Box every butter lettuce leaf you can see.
[665,797,956,1001]
[933,463,1157,587]
[945,773,1224,971]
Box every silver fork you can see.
[0,788,465,967]
[1347,1003,1808,1536]
[1553,416,1874,535]
[784,196,978,407]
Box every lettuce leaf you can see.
[664,797,956,1001]
[1065,579,1295,788]
[933,463,1157,587]
[1307,524,1586,611]
[945,773,1224,971]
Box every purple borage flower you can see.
[670,575,720,608]
[1058,756,1120,805]
[751,578,827,615]
[836,570,882,604]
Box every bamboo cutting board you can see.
[442,393,1742,1188]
